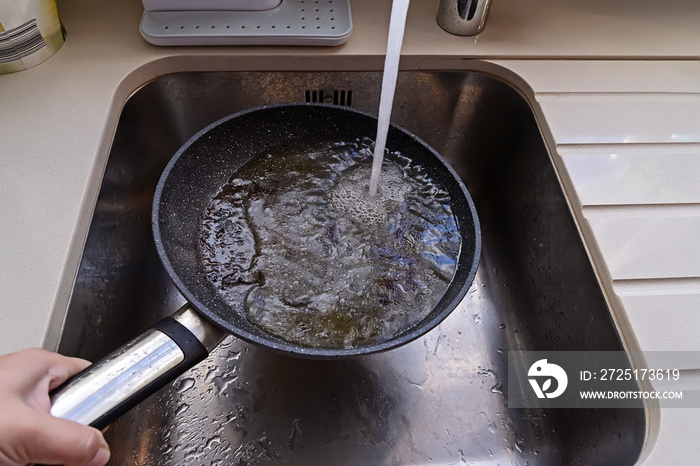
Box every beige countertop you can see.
[1,0,700,463]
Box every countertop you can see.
[1,0,700,464]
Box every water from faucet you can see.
[368,0,411,197]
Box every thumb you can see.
[14,411,110,466]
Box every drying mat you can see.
[140,0,352,46]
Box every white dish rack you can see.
[143,0,283,11]
[140,0,352,46]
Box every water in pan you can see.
[198,137,461,349]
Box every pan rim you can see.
[152,102,481,359]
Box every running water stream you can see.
[368,0,411,197]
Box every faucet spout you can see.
[437,0,492,36]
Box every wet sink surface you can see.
[58,71,645,465]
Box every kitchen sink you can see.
[57,71,645,465]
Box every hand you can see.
[0,348,110,466]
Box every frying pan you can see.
[49,103,481,429]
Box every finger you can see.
[45,353,92,391]
[0,348,91,392]
[14,412,110,466]
[2,349,92,412]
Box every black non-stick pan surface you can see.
[153,102,481,358]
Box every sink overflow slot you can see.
[305,89,353,106]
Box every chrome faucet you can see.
[437,0,492,36]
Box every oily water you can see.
[198,137,461,349]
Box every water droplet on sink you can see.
[177,378,196,393]
[289,418,302,451]
[480,412,498,434]
[175,403,189,416]
[226,350,241,362]
[499,324,506,329]
[487,420,497,434]
[514,439,525,454]
[205,436,221,450]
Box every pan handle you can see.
[48,305,227,430]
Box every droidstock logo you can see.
[528,359,568,399]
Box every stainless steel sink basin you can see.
[57,71,645,465]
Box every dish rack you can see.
[140,0,352,46]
